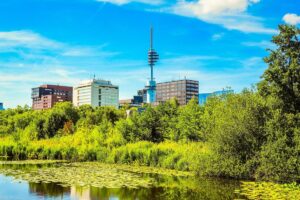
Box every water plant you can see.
[236,181,300,200]
[0,161,192,189]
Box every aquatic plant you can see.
[0,161,193,189]
[236,181,300,200]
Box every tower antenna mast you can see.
[146,25,159,103]
[150,25,153,50]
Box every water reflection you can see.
[29,182,70,198]
[24,178,242,200]
[0,162,243,200]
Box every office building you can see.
[199,89,234,105]
[0,103,4,110]
[73,79,119,108]
[31,85,73,110]
[156,79,199,105]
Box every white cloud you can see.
[283,13,300,25]
[96,0,274,34]
[0,30,62,49]
[242,40,276,49]
[171,0,260,16]
[212,33,224,41]
[185,0,250,15]
[167,0,276,34]
[0,30,117,58]
[96,0,163,5]
[61,46,119,57]
[241,56,263,70]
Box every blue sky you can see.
[0,0,299,108]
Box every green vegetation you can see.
[0,25,300,185]
[0,161,193,189]
[0,162,155,188]
[237,182,300,200]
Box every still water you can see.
[0,163,243,200]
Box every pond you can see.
[0,161,244,200]
[2,160,297,200]
[0,175,243,200]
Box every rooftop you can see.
[76,79,118,88]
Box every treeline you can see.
[0,25,300,183]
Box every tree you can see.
[255,25,300,182]
[256,111,300,182]
[176,97,204,141]
[258,25,300,113]
[201,90,268,178]
[156,98,179,140]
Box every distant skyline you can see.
[0,0,299,108]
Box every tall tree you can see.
[257,25,300,182]
[258,25,300,113]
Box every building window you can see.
[99,89,101,94]
[99,102,101,106]
[99,95,101,100]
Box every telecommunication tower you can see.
[146,26,159,103]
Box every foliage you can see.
[199,90,268,178]
[237,181,300,200]
[258,24,300,113]
[255,24,300,182]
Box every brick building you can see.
[31,85,73,110]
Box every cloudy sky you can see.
[0,0,299,108]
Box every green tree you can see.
[256,111,300,182]
[258,25,300,113]
[156,98,179,140]
[176,97,204,141]
[255,25,300,182]
[201,90,268,178]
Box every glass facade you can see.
[0,103,4,110]
[198,89,234,105]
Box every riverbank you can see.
[0,135,208,172]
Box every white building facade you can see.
[73,79,119,108]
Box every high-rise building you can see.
[199,89,234,105]
[73,79,119,108]
[156,79,199,105]
[0,102,4,110]
[31,85,73,110]
[145,26,159,103]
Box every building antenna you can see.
[150,25,153,50]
